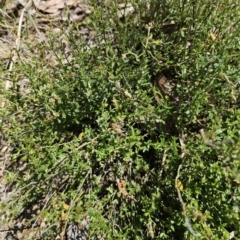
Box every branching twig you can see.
[175,165,200,237]
[8,0,33,81]
[2,0,33,108]
[27,9,49,46]
[176,136,201,237]
[200,129,217,148]
[200,128,232,148]
[0,181,37,205]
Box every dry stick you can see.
[27,11,49,46]
[3,0,48,99]
[3,0,33,95]
[175,137,201,237]
[0,1,34,205]
[0,181,37,206]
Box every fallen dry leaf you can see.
[116,179,135,201]
[154,73,175,102]
[124,89,132,98]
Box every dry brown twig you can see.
[2,0,49,107]
[6,0,33,85]
[1,0,33,109]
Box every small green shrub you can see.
[1,0,240,239]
